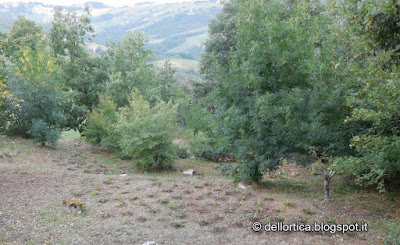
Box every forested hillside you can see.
[0,1,222,60]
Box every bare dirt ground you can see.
[0,133,399,245]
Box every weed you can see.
[328,216,336,224]
[241,192,249,202]
[221,194,226,200]
[229,206,234,213]
[264,193,269,200]
[115,203,121,208]
[253,210,259,219]
[110,185,115,189]
[169,199,175,209]
[74,188,81,197]
[204,191,210,196]
[212,201,216,207]
[152,206,159,213]
[219,226,224,232]
[257,198,262,206]
[124,211,129,216]
[137,186,141,191]
[195,183,200,188]
[306,207,312,214]
[99,196,105,203]
[104,178,110,183]
[135,200,141,206]
[215,186,221,191]
[173,220,182,227]
[284,199,290,207]
[161,195,168,204]
[103,213,110,219]
[277,213,283,221]
[151,191,157,197]
[91,191,97,196]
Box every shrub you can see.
[114,90,177,170]
[190,131,228,161]
[31,119,61,146]
[84,95,119,150]
[174,145,190,159]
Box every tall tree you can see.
[50,6,94,59]
[105,31,158,107]
[5,16,44,60]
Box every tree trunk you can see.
[324,170,336,202]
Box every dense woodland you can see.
[1,0,400,193]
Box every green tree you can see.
[3,46,65,145]
[200,0,352,181]
[50,6,94,59]
[105,31,158,107]
[332,0,400,191]
[5,16,44,60]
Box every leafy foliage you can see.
[84,95,119,149]
[114,91,177,170]
[2,47,66,145]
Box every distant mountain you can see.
[0,1,222,60]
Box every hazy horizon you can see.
[0,0,203,7]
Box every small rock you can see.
[183,169,196,176]
[290,171,299,177]
[238,182,252,191]
[74,142,83,146]
[120,173,127,177]
[143,242,156,245]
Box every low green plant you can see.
[99,196,105,203]
[241,192,249,202]
[114,91,177,171]
[91,191,97,196]
[277,213,283,221]
[253,210,259,219]
[161,195,168,204]
[174,219,182,227]
[257,198,262,206]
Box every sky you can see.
[0,0,197,7]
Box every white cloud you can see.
[0,0,198,7]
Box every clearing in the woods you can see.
[0,132,398,244]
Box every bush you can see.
[114,91,177,170]
[190,131,230,162]
[84,95,119,150]
[174,145,190,159]
[31,119,61,146]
